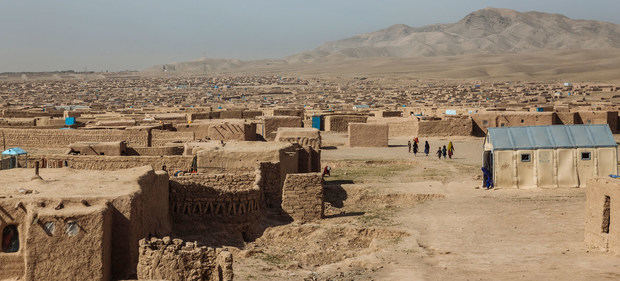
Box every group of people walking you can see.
[408,138,455,159]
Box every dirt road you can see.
[235,134,620,280]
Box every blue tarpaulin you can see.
[65,117,76,126]
[2,147,27,156]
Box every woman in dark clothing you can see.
[442,145,447,159]
[436,148,442,159]
[412,141,418,156]
[424,141,430,156]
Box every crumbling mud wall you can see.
[137,237,233,281]
[169,173,264,237]
[281,173,324,223]
[0,128,150,148]
[585,178,620,254]
[325,115,368,132]
[348,123,389,147]
[274,128,321,173]
[259,162,283,208]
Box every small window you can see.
[520,119,524,123]
[2,225,19,253]
[581,152,591,160]
[482,120,489,126]
[521,154,531,162]
[500,123,505,127]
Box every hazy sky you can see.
[1,0,619,72]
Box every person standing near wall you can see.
[424,141,430,156]
[413,141,418,156]
[447,141,455,159]
[408,140,412,153]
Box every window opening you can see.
[521,154,531,162]
[2,225,19,253]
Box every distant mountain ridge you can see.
[287,7,620,62]
[146,7,620,73]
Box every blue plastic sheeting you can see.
[445,109,457,115]
[2,147,27,156]
[312,116,322,130]
[65,117,76,126]
[487,125,617,151]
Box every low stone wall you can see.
[281,173,324,223]
[348,123,389,147]
[137,237,233,281]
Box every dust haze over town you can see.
[1,2,620,281]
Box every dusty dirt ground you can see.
[233,133,620,280]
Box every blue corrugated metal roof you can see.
[488,125,617,150]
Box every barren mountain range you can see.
[148,7,620,81]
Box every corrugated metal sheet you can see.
[488,125,617,150]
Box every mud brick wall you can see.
[417,117,473,137]
[242,110,263,119]
[25,155,193,174]
[169,173,264,225]
[151,130,195,147]
[385,119,418,137]
[348,123,389,147]
[281,173,324,223]
[274,108,304,118]
[555,112,579,125]
[220,110,244,119]
[585,178,620,254]
[258,162,283,208]
[0,158,10,170]
[325,115,368,132]
[578,111,619,133]
[0,128,150,148]
[127,146,184,156]
[207,122,257,141]
[263,116,302,141]
[137,237,233,281]
[471,112,555,134]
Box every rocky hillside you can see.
[288,7,620,62]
